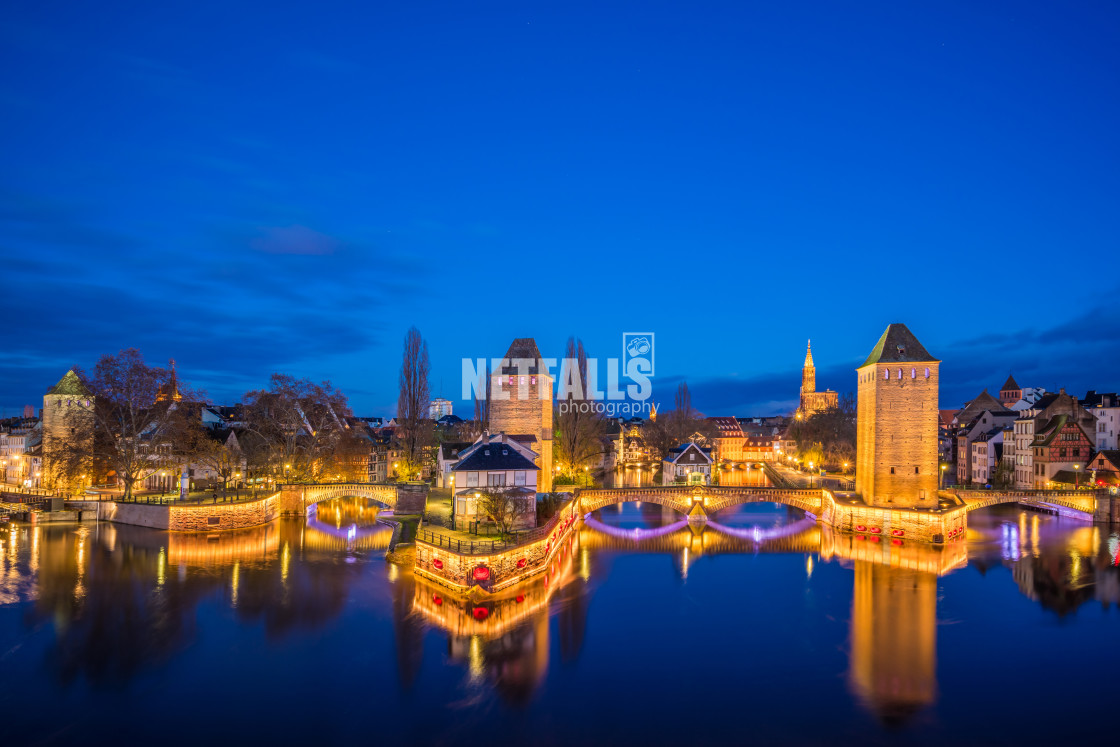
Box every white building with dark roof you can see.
[450,433,540,529]
[662,442,713,485]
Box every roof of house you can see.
[439,442,472,461]
[664,442,713,464]
[1081,390,1119,408]
[1029,414,1092,447]
[455,485,536,497]
[1001,374,1020,392]
[452,443,538,472]
[46,369,91,397]
[939,409,958,428]
[860,323,938,367]
[1091,449,1120,471]
[708,416,744,436]
[957,389,1014,420]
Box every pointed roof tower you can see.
[498,338,545,374]
[46,369,91,397]
[804,340,814,368]
[1001,374,1020,392]
[156,359,183,402]
[860,324,938,367]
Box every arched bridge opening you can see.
[576,486,823,519]
[279,483,429,516]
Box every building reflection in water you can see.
[0,497,391,685]
[411,532,584,704]
[4,500,1120,714]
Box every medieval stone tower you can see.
[855,324,940,507]
[489,338,554,492]
[42,369,95,488]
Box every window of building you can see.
[466,471,478,487]
[911,368,916,379]
[925,367,930,379]
[487,472,506,486]
[890,466,895,474]
[884,369,889,380]
[515,470,526,486]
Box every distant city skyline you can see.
[2,2,1117,416]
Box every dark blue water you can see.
[1,500,1117,745]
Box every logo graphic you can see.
[623,332,654,378]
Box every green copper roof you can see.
[46,369,91,397]
[860,323,939,367]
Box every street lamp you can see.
[940,464,947,489]
[1074,464,1081,489]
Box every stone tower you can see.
[801,340,816,397]
[42,369,95,488]
[489,338,554,492]
[855,324,940,507]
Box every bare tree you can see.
[396,326,432,480]
[240,374,353,481]
[75,350,201,500]
[476,488,534,535]
[188,429,244,495]
[554,337,604,476]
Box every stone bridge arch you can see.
[279,483,429,515]
[953,489,1102,520]
[576,485,823,518]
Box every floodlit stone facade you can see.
[797,340,838,418]
[855,324,940,508]
[489,338,554,492]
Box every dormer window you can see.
[484,449,490,456]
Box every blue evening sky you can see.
[2,1,1118,417]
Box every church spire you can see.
[801,340,816,396]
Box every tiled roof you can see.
[861,324,938,367]
[46,369,91,397]
[452,443,538,472]
[498,338,544,374]
[1001,374,1020,392]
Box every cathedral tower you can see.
[801,340,816,396]
[855,324,940,507]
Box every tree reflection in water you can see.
[3,501,1118,724]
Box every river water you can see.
[1,498,1117,745]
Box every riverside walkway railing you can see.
[416,498,576,556]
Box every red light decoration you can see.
[517,558,527,568]
[472,607,489,620]
[891,539,903,546]
[473,565,490,581]
[433,595,443,606]
[870,536,880,543]
[515,595,524,603]
[891,529,905,537]
[855,525,866,532]
[869,527,882,534]
[855,534,866,541]
[432,558,444,570]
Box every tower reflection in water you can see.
[4,500,1120,720]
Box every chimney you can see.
[1059,388,1065,396]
